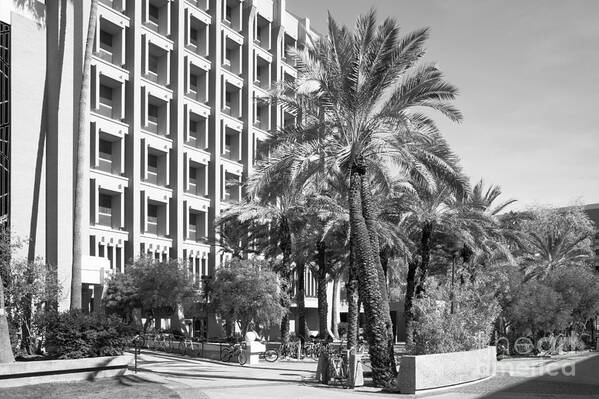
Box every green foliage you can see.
[103,256,200,323]
[502,265,599,338]
[519,206,595,278]
[408,274,500,355]
[209,258,288,335]
[39,310,135,359]
[5,259,61,341]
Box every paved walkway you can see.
[423,352,599,399]
[131,350,599,399]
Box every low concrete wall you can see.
[398,346,496,394]
[0,354,133,388]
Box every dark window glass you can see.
[100,30,113,48]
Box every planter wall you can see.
[398,346,496,394]
[0,354,132,388]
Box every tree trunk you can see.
[346,241,359,349]
[317,241,328,338]
[360,175,391,313]
[404,259,418,340]
[0,276,14,363]
[415,222,433,296]
[279,218,292,345]
[296,259,309,343]
[349,164,393,386]
[331,275,340,339]
[71,0,98,310]
[360,173,396,378]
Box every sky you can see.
[287,0,599,210]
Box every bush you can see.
[40,310,135,359]
[408,275,500,355]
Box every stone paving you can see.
[131,349,599,399]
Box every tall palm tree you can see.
[251,11,463,385]
[71,0,98,310]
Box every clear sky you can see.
[287,0,599,209]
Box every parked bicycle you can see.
[238,342,279,365]
[220,341,244,363]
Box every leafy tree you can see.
[5,258,61,354]
[209,258,288,337]
[408,272,500,355]
[546,265,599,333]
[104,257,200,331]
[503,279,571,339]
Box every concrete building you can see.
[1,0,331,337]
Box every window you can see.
[225,5,232,21]
[98,139,113,172]
[190,27,198,46]
[225,48,232,64]
[147,204,158,234]
[147,153,158,183]
[99,85,112,107]
[189,167,197,179]
[189,213,197,240]
[189,120,198,133]
[100,30,113,52]
[148,3,160,24]
[98,194,112,226]
[225,91,232,107]
[147,104,159,125]
[189,74,198,91]
[148,54,159,75]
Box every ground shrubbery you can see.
[40,310,135,359]
[408,275,500,355]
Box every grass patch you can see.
[0,375,180,399]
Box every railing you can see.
[95,49,114,64]
[144,72,159,84]
[186,134,207,150]
[253,119,269,131]
[144,20,160,35]
[186,89,207,104]
[97,158,113,174]
[96,104,114,119]
[98,213,113,228]
[98,0,114,8]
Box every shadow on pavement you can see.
[475,353,599,398]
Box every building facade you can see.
[2,0,323,328]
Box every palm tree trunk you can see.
[404,259,418,341]
[316,241,328,338]
[360,173,396,377]
[296,259,308,343]
[0,277,14,363]
[360,175,391,312]
[346,241,359,349]
[279,218,292,345]
[415,222,433,296]
[349,164,393,386]
[331,275,340,339]
[71,0,98,310]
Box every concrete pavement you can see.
[130,350,599,399]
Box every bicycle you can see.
[220,342,244,363]
[178,337,202,356]
[238,342,279,365]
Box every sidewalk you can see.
[421,352,599,399]
[130,350,599,399]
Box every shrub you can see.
[40,310,135,359]
[408,275,500,355]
